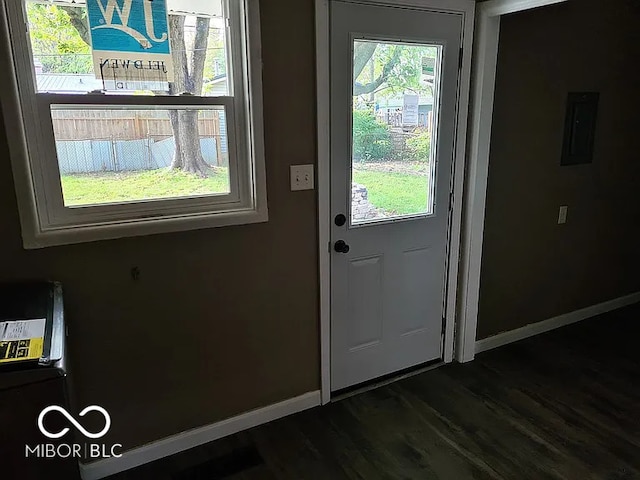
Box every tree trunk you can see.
[167,15,211,177]
[61,6,91,46]
[353,42,377,80]
[352,44,403,96]
[168,15,188,94]
[169,109,182,170]
[168,15,187,170]
[190,18,210,94]
[177,110,209,175]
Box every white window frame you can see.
[0,0,267,248]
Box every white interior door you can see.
[330,0,463,391]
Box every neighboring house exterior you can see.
[36,73,104,94]
[35,73,228,96]
[375,93,434,129]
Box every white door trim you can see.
[455,0,569,363]
[316,0,475,402]
[316,0,332,405]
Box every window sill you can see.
[22,206,269,249]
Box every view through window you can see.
[351,40,441,225]
[26,0,232,207]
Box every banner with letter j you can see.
[87,0,174,84]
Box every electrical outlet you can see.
[290,164,315,191]
[558,205,568,224]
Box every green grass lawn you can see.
[60,168,230,206]
[353,170,428,215]
[60,168,424,215]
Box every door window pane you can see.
[351,40,441,225]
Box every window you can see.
[350,39,441,225]
[0,0,266,248]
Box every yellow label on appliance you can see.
[0,319,46,363]
[0,337,44,363]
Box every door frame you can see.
[453,0,569,363]
[316,0,475,403]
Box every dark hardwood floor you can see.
[108,303,640,480]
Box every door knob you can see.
[334,240,350,254]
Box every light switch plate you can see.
[290,164,315,191]
[558,205,568,224]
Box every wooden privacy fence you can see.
[50,109,229,174]
[51,109,223,140]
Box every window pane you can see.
[351,40,441,225]
[26,0,229,96]
[50,105,230,206]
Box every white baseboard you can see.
[79,390,321,480]
[475,291,640,354]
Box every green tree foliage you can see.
[353,42,437,99]
[406,129,431,163]
[353,43,436,164]
[352,110,393,162]
[26,4,92,74]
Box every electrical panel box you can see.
[561,92,599,166]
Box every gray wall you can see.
[0,0,318,450]
[477,0,640,339]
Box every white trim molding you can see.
[443,0,475,364]
[79,391,321,480]
[455,0,569,363]
[315,0,476,400]
[475,292,640,354]
[480,0,567,16]
[316,0,331,406]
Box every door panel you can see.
[330,0,462,391]
[400,247,433,335]
[347,256,384,350]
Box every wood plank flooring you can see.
[108,303,640,480]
